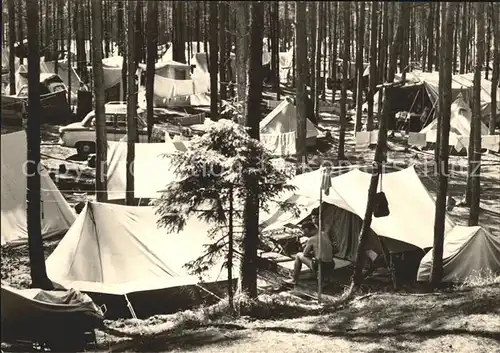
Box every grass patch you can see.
[455,269,500,290]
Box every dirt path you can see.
[97,285,500,353]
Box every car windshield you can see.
[50,83,67,92]
[81,111,95,126]
[18,86,28,97]
[81,110,147,128]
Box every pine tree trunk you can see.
[172,2,186,63]
[485,9,491,81]
[426,4,434,72]
[103,0,109,57]
[431,2,455,289]
[209,1,219,120]
[240,1,264,299]
[295,0,308,163]
[196,2,201,53]
[490,4,499,135]
[235,2,250,118]
[331,2,338,104]
[26,0,52,290]
[91,0,108,203]
[367,1,377,131]
[355,1,365,132]
[17,0,24,65]
[378,2,388,85]
[135,0,144,64]
[434,3,440,70]
[469,3,485,226]
[53,0,59,75]
[75,0,88,84]
[67,0,72,106]
[452,5,459,74]
[385,3,395,81]
[126,1,137,206]
[313,1,321,118]
[117,1,127,101]
[459,3,467,74]
[321,5,327,101]
[339,1,350,160]
[388,3,408,83]
[309,2,317,98]
[7,0,16,95]
[350,83,391,291]
[45,0,51,59]
[272,0,280,100]
[219,1,227,103]
[352,2,359,105]
[146,0,158,142]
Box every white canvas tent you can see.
[260,97,319,156]
[417,226,500,283]
[420,96,489,143]
[45,202,231,296]
[261,166,456,259]
[106,141,181,200]
[418,96,499,152]
[1,132,76,247]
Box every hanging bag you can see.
[373,170,390,218]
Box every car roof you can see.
[104,102,145,115]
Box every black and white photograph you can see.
[1,1,499,352]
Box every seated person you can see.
[285,222,334,285]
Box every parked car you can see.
[2,73,71,125]
[58,102,158,155]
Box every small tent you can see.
[45,202,233,316]
[262,166,456,261]
[106,141,181,200]
[1,131,76,247]
[417,226,500,283]
[259,97,319,156]
[420,96,489,144]
[46,202,227,295]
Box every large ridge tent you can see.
[365,70,499,130]
[1,131,76,247]
[45,202,234,317]
[395,70,499,120]
[106,140,182,200]
[261,166,456,263]
[260,97,320,156]
[418,226,500,283]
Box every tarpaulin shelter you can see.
[45,202,235,317]
[261,166,455,261]
[417,226,500,283]
[145,59,210,108]
[1,131,76,247]
[259,97,319,156]
[1,282,104,349]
